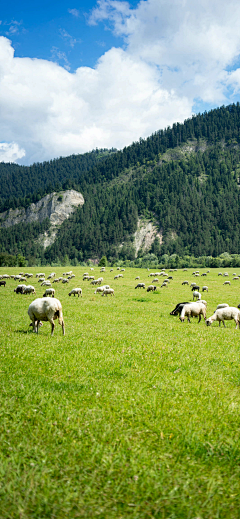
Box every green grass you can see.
[0,267,240,518]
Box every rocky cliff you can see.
[0,190,84,248]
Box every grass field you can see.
[0,266,240,518]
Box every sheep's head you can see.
[206,318,213,326]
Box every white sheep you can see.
[41,281,52,287]
[223,272,229,277]
[62,279,69,284]
[28,297,65,335]
[206,307,240,329]
[102,288,114,296]
[223,281,231,285]
[214,303,229,312]
[218,272,223,276]
[182,281,189,285]
[135,276,140,280]
[147,285,157,292]
[23,285,36,295]
[180,302,206,323]
[43,288,55,298]
[202,286,208,292]
[192,291,201,300]
[94,285,110,294]
[68,288,82,297]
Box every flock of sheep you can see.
[1,266,240,335]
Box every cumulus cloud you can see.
[1,0,240,164]
[68,8,80,18]
[0,142,25,163]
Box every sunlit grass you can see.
[0,266,240,518]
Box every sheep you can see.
[97,277,103,283]
[66,271,72,276]
[148,273,156,277]
[180,302,206,323]
[170,302,190,316]
[201,273,207,276]
[206,307,240,329]
[28,297,65,335]
[215,303,229,312]
[135,283,145,289]
[196,299,207,306]
[62,279,69,284]
[117,267,120,270]
[223,272,229,277]
[202,286,208,292]
[191,285,200,291]
[14,284,26,294]
[90,268,94,271]
[43,288,55,298]
[118,274,123,278]
[190,282,197,287]
[91,280,98,285]
[121,268,125,272]
[183,269,188,271]
[38,278,45,283]
[88,276,95,281]
[192,291,201,301]
[182,281,189,285]
[167,276,173,280]
[223,281,231,285]
[102,288,114,296]
[207,270,210,273]
[161,283,168,288]
[110,269,113,272]
[218,272,223,276]
[41,281,52,287]
[68,288,82,297]
[53,278,60,283]
[147,285,157,292]
[114,275,119,279]
[153,278,159,282]
[19,277,27,282]
[23,285,36,295]
[0,280,6,287]
[233,277,239,280]
[83,273,89,277]
[36,273,45,278]
[94,285,110,294]
[135,276,140,280]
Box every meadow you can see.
[0,266,240,518]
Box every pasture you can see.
[0,267,240,518]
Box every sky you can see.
[1,0,240,165]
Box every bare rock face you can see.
[0,189,84,248]
[133,218,162,257]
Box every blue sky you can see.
[1,0,240,164]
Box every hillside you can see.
[1,103,240,264]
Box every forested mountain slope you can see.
[1,103,240,263]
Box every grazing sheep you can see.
[23,286,36,295]
[90,268,94,271]
[83,273,89,277]
[110,269,113,272]
[117,267,120,270]
[206,307,240,329]
[148,273,156,277]
[38,278,45,283]
[223,281,231,285]
[43,288,55,298]
[135,283,145,289]
[207,270,210,273]
[41,281,52,287]
[182,281,189,285]
[135,276,140,280]
[147,285,157,292]
[218,272,223,276]
[94,285,110,294]
[180,302,206,323]
[121,269,125,272]
[91,280,98,285]
[102,288,114,296]
[202,286,208,292]
[114,275,119,279]
[201,273,207,276]
[153,278,159,282]
[170,302,190,316]
[223,272,229,277]
[0,280,6,287]
[118,274,123,278]
[215,304,229,312]
[190,282,197,287]
[161,283,168,288]
[53,278,60,283]
[66,271,72,276]
[183,269,188,271]
[196,299,207,306]
[28,297,65,335]
[191,285,200,291]
[62,279,69,284]
[192,291,201,301]
[233,277,239,280]
[14,284,26,294]
[68,288,82,297]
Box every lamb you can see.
[68,288,82,297]
[192,291,201,301]
[202,286,208,292]
[135,283,145,289]
[102,288,114,296]
[28,297,65,335]
[206,307,240,329]
[147,285,157,292]
[180,302,206,323]
[23,285,36,295]
[182,281,189,285]
[43,288,55,298]
[170,302,190,316]
[223,281,231,285]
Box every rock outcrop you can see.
[0,190,84,248]
[134,218,162,256]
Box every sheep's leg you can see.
[198,315,201,323]
[50,320,55,336]
[36,320,41,334]
[62,321,65,335]
[234,319,239,329]
[222,320,226,328]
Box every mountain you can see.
[1,103,240,264]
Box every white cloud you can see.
[59,28,81,48]
[1,0,240,165]
[0,142,25,163]
[68,8,80,18]
[0,35,191,164]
